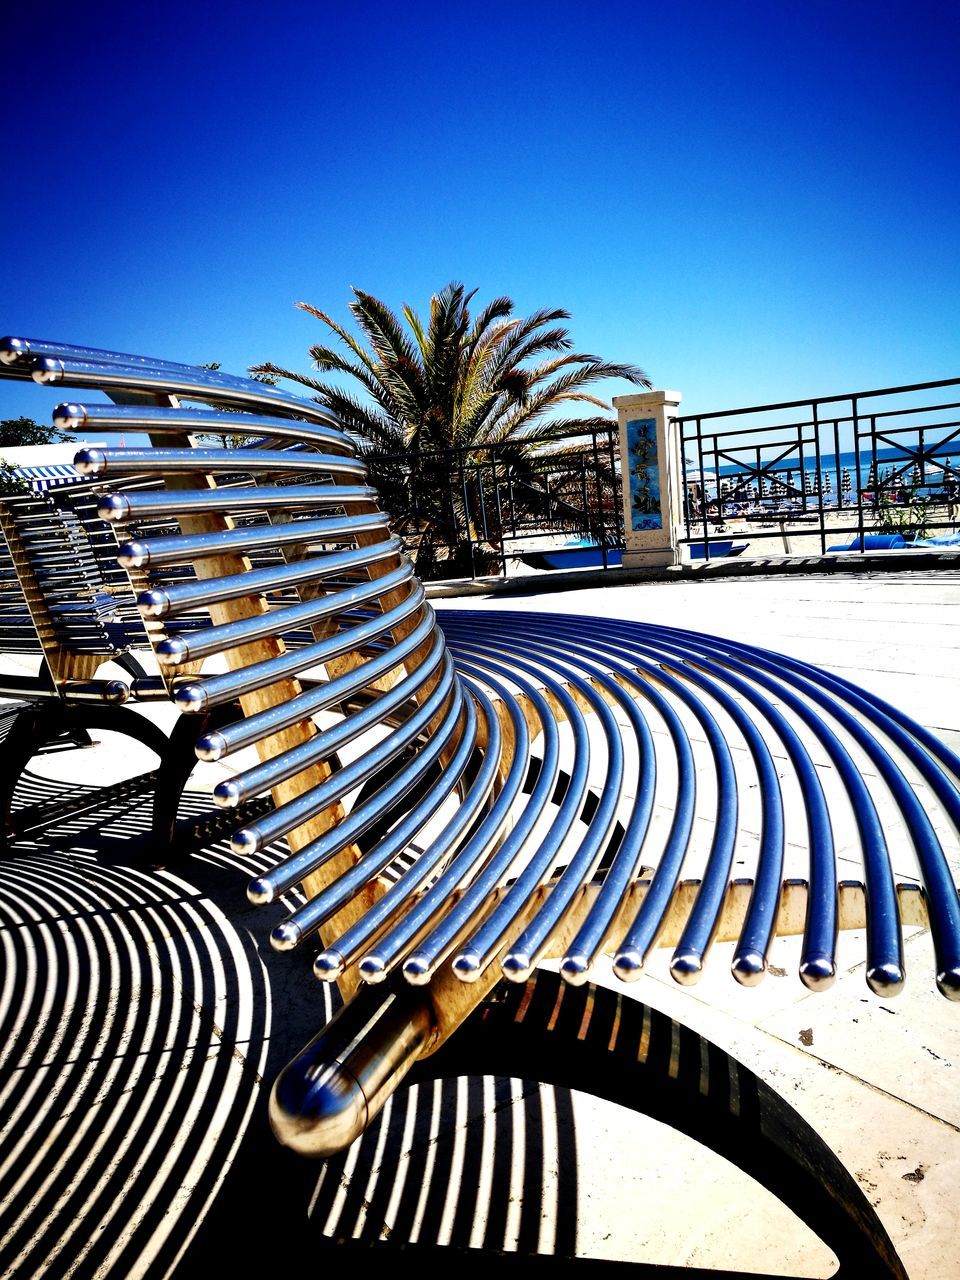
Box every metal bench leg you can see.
[399,972,908,1279]
[1,702,170,855]
[150,703,250,864]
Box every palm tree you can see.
[253,282,650,578]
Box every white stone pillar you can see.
[614,390,683,569]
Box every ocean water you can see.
[697,443,956,485]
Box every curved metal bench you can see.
[2,335,958,1276]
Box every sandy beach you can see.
[710,501,959,559]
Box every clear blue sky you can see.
[2,0,957,427]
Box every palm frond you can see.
[263,284,647,573]
[466,296,514,345]
[295,301,378,372]
[315,387,403,449]
[247,362,328,395]
[402,304,428,358]
[350,289,423,373]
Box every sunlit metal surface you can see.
[2,335,958,1170]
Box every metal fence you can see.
[677,378,960,559]
[367,423,622,579]
[364,377,960,581]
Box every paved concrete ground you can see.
[1,567,958,1278]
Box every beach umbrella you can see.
[867,460,877,488]
[841,467,852,500]
[912,460,922,487]
[684,463,718,491]
[823,471,832,494]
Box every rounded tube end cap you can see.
[936,964,960,1001]
[212,778,242,808]
[157,635,190,666]
[670,950,704,985]
[271,920,302,952]
[231,827,261,856]
[0,336,30,366]
[137,587,169,618]
[732,950,767,986]
[452,951,482,982]
[359,954,387,983]
[31,356,63,385]
[560,953,590,986]
[174,682,207,713]
[117,540,150,570]
[613,949,645,982]
[799,953,836,992]
[85,679,129,705]
[247,876,274,906]
[73,447,105,476]
[314,951,345,981]
[269,1057,367,1158]
[502,952,533,983]
[195,730,227,762]
[98,492,130,522]
[54,401,85,430]
[867,961,905,997]
[402,954,433,986]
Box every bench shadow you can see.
[0,784,584,1279]
[1,773,908,1279]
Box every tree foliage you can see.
[254,282,649,577]
[1,415,73,448]
[0,416,75,497]
[194,363,281,447]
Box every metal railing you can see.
[677,378,960,559]
[366,423,622,580]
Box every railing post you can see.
[614,390,683,568]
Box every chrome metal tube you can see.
[561,670,657,983]
[7,336,251,380]
[269,982,433,1157]
[296,688,485,961]
[310,680,500,976]
[234,658,457,856]
[139,537,402,619]
[703,637,910,996]
[55,401,348,447]
[33,355,343,424]
[360,659,536,984]
[98,484,377,523]
[75,446,365,480]
[60,679,130,703]
[455,613,784,989]
[215,629,446,807]
[174,580,424,712]
[250,676,467,908]
[611,627,816,986]
[118,511,388,569]
[433,646,591,985]
[157,562,413,666]
[194,609,436,759]
[495,673,625,981]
